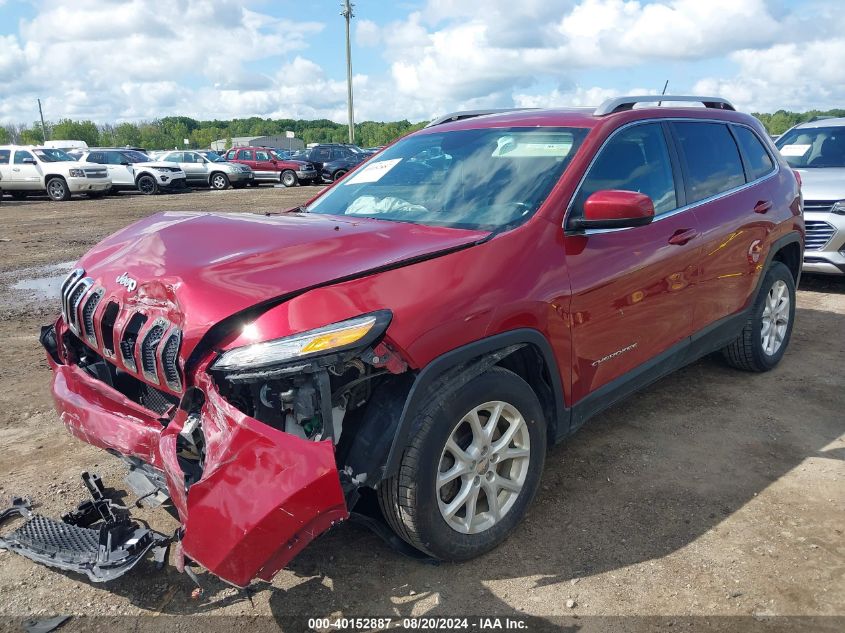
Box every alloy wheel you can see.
[48,179,67,200]
[761,279,789,356]
[436,401,531,535]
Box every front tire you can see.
[378,366,546,560]
[722,261,796,372]
[136,174,159,195]
[280,170,297,187]
[333,170,348,182]
[46,177,71,202]
[210,172,230,190]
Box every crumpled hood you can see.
[794,167,845,201]
[77,211,488,359]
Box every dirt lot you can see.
[0,188,843,629]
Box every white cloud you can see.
[1,0,844,126]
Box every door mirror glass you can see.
[572,190,655,229]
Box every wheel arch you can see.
[343,329,568,489]
[771,235,802,285]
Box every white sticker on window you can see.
[343,158,402,185]
[779,144,811,157]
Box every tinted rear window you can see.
[0,149,9,164]
[672,122,745,203]
[733,126,774,180]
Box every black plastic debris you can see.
[0,472,168,583]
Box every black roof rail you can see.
[425,108,537,128]
[594,95,735,116]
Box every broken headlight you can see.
[211,311,391,372]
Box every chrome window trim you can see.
[563,117,781,235]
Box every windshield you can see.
[33,148,75,162]
[202,151,224,162]
[306,127,587,231]
[270,149,290,160]
[776,126,845,168]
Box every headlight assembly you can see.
[68,169,86,178]
[211,311,392,371]
[832,200,845,216]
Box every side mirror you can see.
[22,157,37,165]
[570,190,655,230]
[121,161,131,166]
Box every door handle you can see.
[754,200,773,214]
[12,168,20,172]
[668,228,698,246]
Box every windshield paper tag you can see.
[344,158,402,185]
[779,144,811,157]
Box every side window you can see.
[238,150,254,161]
[576,123,677,216]
[733,126,775,181]
[672,122,745,203]
[14,150,35,164]
[0,149,9,164]
[314,148,331,161]
[225,150,236,160]
[255,150,270,161]
[161,153,181,163]
[88,152,106,164]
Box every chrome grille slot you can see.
[141,319,167,384]
[120,313,148,372]
[160,330,182,392]
[805,220,835,251]
[81,287,104,346]
[99,302,120,357]
[66,278,93,333]
[60,268,84,324]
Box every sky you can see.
[0,0,842,126]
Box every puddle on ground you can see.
[0,261,75,308]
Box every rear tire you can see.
[280,170,297,187]
[136,174,158,195]
[333,170,348,182]
[378,366,546,561]
[46,177,71,202]
[210,172,230,190]
[722,261,795,372]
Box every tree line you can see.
[0,116,426,150]
[0,109,842,150]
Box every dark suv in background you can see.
[8,95,803,589]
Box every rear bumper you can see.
[43,322,348,586]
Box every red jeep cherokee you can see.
[11,96,803,587]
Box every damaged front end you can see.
[26,302,409,587]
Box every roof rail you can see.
[425,108,536,128]
[594,95,735,116]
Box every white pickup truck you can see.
[0,145,112,201]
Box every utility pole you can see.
[341,0,355,144]
[37,98,48,142]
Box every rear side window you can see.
[576,122,678,216]
[87,152,106,163]
[255,150,270,161]
[0,150,9,164]
[672,122,745,203]
[733,126,774,180]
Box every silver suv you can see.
[776,118,845,275]
[158,150,254,189]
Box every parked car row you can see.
[0,142,370,201]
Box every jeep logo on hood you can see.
[115,272,137,292]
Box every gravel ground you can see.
[0,188,842,630]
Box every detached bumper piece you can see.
[0,473,167,583]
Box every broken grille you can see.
[59,268,184,393]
